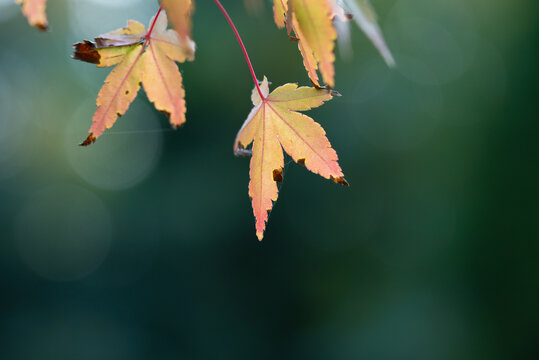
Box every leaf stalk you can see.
[213,0,265,100]
[145,5,164,42]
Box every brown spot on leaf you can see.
[73,41,101,64]
[79,133,96,147]
[331,176,349,187]
[297,158,306,166]
[273,169,283,183]
[36,23,48,31]
[159,110,171,119]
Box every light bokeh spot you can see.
[65,99,164,191]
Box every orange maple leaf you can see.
[234,77,347,240]
[16,0,48,30]
[73,10,195,146]
[273,0,337,88]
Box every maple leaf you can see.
[337,0,395,67]
[234,77,347,240]
[273,0,337,88]
[273,0,287,28]
[16,0,48,30]
[72,10,195,146]
[160,0,194,42]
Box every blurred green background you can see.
[0,0,538,358]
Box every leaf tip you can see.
[72,41,101,64]
[79,133,96,147]
[331,176,349,187]
[36,23,48,31]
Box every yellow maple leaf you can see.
[273,0,288,28]
[234,77,347,240]
[72,10,195,146]
[16,0,48,30]
[273,0,337,88]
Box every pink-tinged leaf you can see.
[235,77,347,240]
[73,11,195,145]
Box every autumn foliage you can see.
[17,0,393,241]
[73,11,194,146]
[234,78,348,239]
[16,0,47,30]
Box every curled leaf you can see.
[272,0,394,85]
[273,0,337,88]
[338,0,395,67]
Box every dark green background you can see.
[0,0,537,358]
